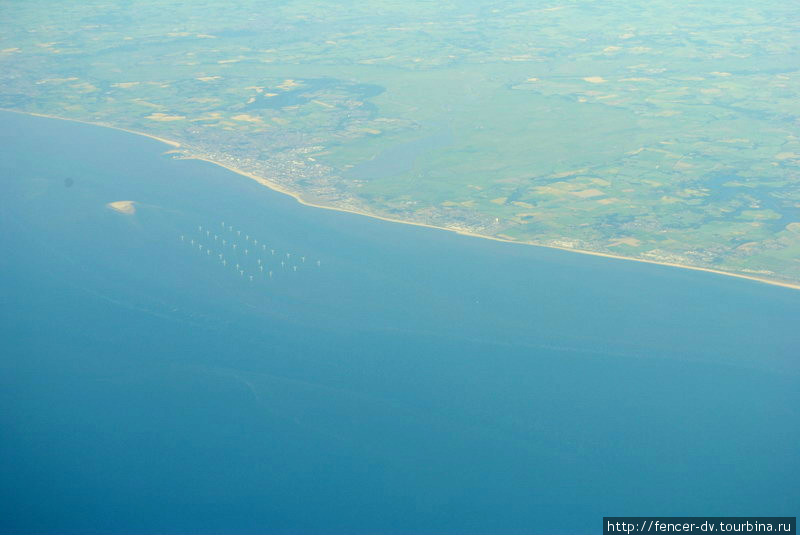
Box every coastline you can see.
[5,108,800,292]
[3,109,182,148]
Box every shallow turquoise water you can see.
[0,111,797,534]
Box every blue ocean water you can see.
[0,111,797,534]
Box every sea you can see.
[1,111,797,534]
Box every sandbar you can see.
[107,200,136,214]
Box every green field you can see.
[2,0,799,284]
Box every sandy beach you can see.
[6,108,799,292]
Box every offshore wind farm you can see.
[181,222,321,285]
